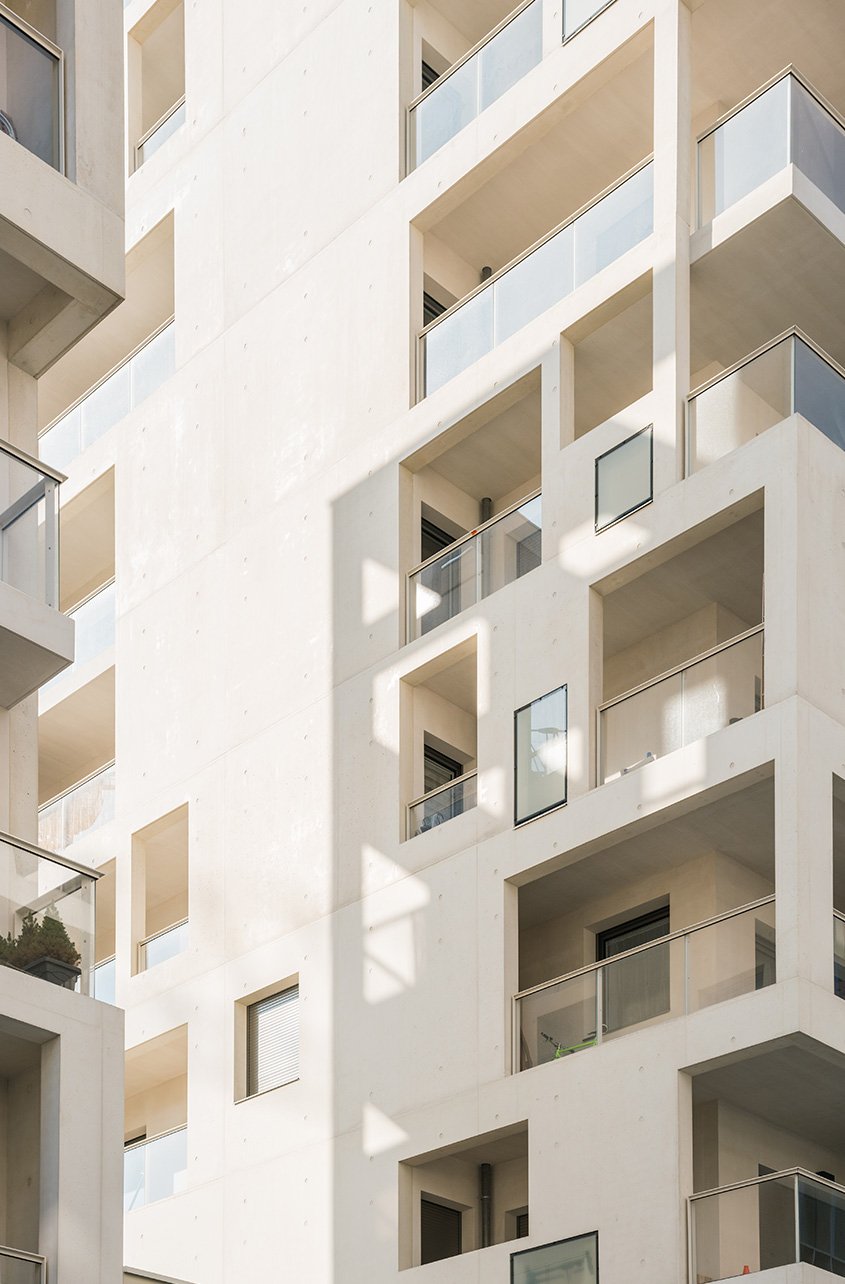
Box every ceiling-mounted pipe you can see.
[480,497,493,524]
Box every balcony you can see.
[512,1233,597,1283]
[689,1169,845,1281]
[39,321,175,472]
[598,628,764,785]
[124,1126,188,1212]
[407,493,540,640]
[138,918,188,972]
[40,579,115,699]
[38,762,116,854]
[408,770,477,838]
[0,831,96,993]
[409,0,542,170]
[0,7,61,171]
[0,1245,45,1283]
[687,332,845,473]
[697,71,845,229]
[136,95,185,168]
[420,161,653,397]
[515,897,775,1071]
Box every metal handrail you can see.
[39,759,115,814]
[688,327,845,403]
[0,437,65,485]
[563,0,616,42]
[40,318,175,437]
[689,1165,845,1204]
[514,895,775,1001]
[418,155,654,339]
[124,1122,187,1155]
[696,65,845,146]
[139,918,188,950]
[408,768,478,813]
[0,826,100,881]
[0,1243,47,1264]
[408,0,538,114]
[137,95,186,151]
[407,489,541,578]
[834,909,845,925]
[598,624,764,715]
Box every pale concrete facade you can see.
[31,0,845,1281]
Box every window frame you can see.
[513,683,568,826]
[511,1230,599,1283]
[235,975,301,1103]
[594,424,654,534]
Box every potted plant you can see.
[7,910,82,989]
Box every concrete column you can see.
[651,0,691,493]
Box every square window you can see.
[595,425,653,532]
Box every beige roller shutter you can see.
[247,985,299,1096]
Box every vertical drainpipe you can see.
[480,497,493,524]
[480,1163,493,1248]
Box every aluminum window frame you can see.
[593,423,653,533]
[513,683,568,827]
[0,0,64,174]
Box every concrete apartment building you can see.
[0,0,126,1282]
[22,0,845,1280]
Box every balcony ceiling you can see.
[125,1023,188,1101]
[519,773,774,927]
[692,0,845,136]
[601,508,764,660]
[423,377,542,503]
[419,32,653,282]
[38,666,115,804]
[692,1037,845,1158]
[425,0,520,47]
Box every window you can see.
[421,516,455,563]
[595,424,653,532]
[511,1232,598,1284]
[246,985,299,1097]
[421,1198,462,1264]
[597,906,670,1033]
[514,686,567,824]
[423,291,447,328]
[424,743,462,794]
[421,60,440,91]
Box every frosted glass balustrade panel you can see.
[137,99,186,166]
[699,76,790,223]
[38,764,116,853]
[518,970,597,1069]
[93,956,116,1004]
[794,339,845,451]
[573,162,653,287]
[424,289,494,396]
[601,938,672,1038]
[80,363,131,449]
[494,225,573,346]
[0,453,56,604]
[564,0,612,38]
[515,685,567,823]
[0,12,60,169]
[0,1251,44,1284]
[124,1129,188,1212]
[601,671,683,782]
[682,633,763,743]
[689,339,792,471]
[38,407,80,473]
[479,1,542,110]
[479,496,541,596]
[413,58,476,168]
[141,920,188,970]
[595,428,652,530]
[792,78,845,216]
[132,322,176,403]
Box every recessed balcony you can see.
[516,897,775,1070]
[124,1126,188,1212]
[38,762,116,854]
[124,1025,188,1212]
[420,161,653,397]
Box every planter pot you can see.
[21,956,81,989]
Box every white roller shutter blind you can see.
[247,985,299,1096]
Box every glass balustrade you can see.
[690,1169,845,1281]
[38,763,116,854]
[512,1232,598,1284]
[40,581,115,699]
[124,1127,188,1212]
[421,162,652,396]
[39,321,175,472]
[698,71,845,226]
[408,771,477,838]
[136,97,186,168]
[408,494,541,640]
[599,629,763,784]
[139,919,188,971]
[516,898,775,1071]
[0,444,60,608]
[0,833,96,993]
[92,955,116,1004]
[564,0,615,38]
[409,0,543,169]
[688,333,845,473]
[0,10,61,171]
[0,1245,46,1284]
[835,913,845,1000]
